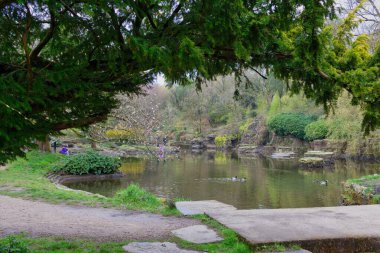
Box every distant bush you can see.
[305,120,329,141]
[215,135,228,148]
[0,236,29,253]
[54,151,121,175]
[208,110,229,126]
[105,128,144,144]
[268,113,317,140]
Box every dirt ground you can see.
[0,195,200,241]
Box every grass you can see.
[347,173,380,184]
[0,235,127,253]
[1,231,299,253]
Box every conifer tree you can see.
[0,0,378,161]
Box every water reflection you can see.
[64,152,380,209]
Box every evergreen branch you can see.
[30,8,57,63]
[53,114,108,131]
[0,0,13,9]
[250,68,267,79]
[161,3,183,34]
[136,1,157,29]
[0,100,34,124]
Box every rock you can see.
[123,242,205,253]
[342,182,374,205]
[304,151,334,158]
[191,138,206,151]
[238,145,259,155]
[206,135,216,145]
[240,116,269,146]
[270,135,310,152]
[271,152,296,159]
[229,137,239,148]
[260,146,277,156]
[299,157,324,167]
[172,225,223,244]
[206,144,216,150]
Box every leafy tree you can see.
[0,0,378,162]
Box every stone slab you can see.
[123,242,204,253]
[205,203,380,244]
[175,200,236,216]
[271,152,296,159]
[172,225,223,244]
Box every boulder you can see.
[191,138,206,150]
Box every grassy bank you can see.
[342,174,380,205]
[0,235,127,253]
[0,151,177,215]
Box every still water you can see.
[64,151,380,209]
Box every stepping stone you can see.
[123,242,204,253]
[271,152,296,159]
[175,200,236,216]
[172,225,223,244]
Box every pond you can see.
[63,151,380,209]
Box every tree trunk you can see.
[36,135,51,152]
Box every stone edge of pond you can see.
[46,172,125,198]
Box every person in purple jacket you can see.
[59,146,69,155]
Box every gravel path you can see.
[0,195,200,241]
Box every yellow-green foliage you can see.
[239,119,254,133]
[326,92,363,140]
[215,135,228,148]
[268,92,281,118]
[105,128,144,143]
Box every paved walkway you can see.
[176,201,380,244]
[0,195,200,241]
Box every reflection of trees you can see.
[119,159,146,175]
[214,152,227,165]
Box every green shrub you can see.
[215,135,228,148]
[305,120,329,141]
[0,236,29,253]
[54,151,121,175]
[268,113,317,140]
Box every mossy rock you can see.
[299,157,325,168]
[304,151,334,157]
[299,157,324,163]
